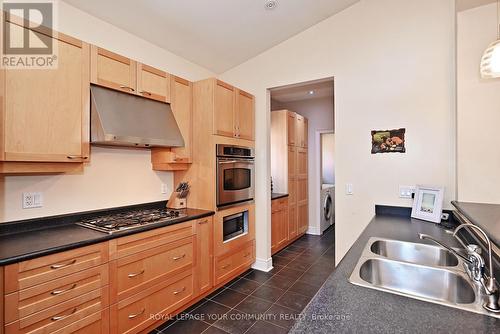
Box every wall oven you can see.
[216,144,255,208]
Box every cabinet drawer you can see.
[51,308,109,334]
[110,236,194,302]
[109,221,195,260]
[111,271,193,334]
[4,243,109,294]
[214,240,255,285]
[4,264,108,323]
[5,286,108,334]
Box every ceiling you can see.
[456,0,496,12]
[62,0,360,73]
[271,78,334,103]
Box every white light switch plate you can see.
[346,183,353,195]
[161,184,168,194]
[23,192,43,209]
[399,186,416,199]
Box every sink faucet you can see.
[419,224,500,313]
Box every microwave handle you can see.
[218,160,254,164]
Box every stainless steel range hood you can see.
[90,84,184,148]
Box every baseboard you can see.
[252,257,273,272]
[307,226,321,235]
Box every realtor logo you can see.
[2,1,58,69]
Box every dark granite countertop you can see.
[291,213,499,333]
[0,203,214,266]
[452,201,500,247]
[271,193,289,200]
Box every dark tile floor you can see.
[151,227,334,334]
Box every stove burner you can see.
[76,208,187,234]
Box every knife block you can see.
[166,191,187,209]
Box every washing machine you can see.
[320,185,335,233]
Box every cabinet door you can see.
[287,112,296,146]
[278,200,289,249]
[91,46,137,94]
[235,89,254,140]
[288,202,297,240]
[170,76,193,162]
[214,80,235,138]
[271,203,280,254]
[296,114,305,148]
[297,148,308,177]
[298,201,308,234]
[303,118,308,148]
[2,27,90,162]
[196,217,213,295]
[137,63,170,102]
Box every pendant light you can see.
[480,0,500,78]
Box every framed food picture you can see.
[411,186,444,223]
[371,128,406,154]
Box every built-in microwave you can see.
[216,144,255,208]
[223,211,249,242]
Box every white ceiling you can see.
[271,78,334,103]
[62,0,360,73]
[456,0,496,12]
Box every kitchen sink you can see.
[370,239,459,267]
[349,237,500,319]
[358,258,475,304]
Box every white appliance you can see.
[320,185,335,233]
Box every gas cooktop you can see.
[76,208,187,234]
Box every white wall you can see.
[457,3,500,204]
[219,0,456,264]
[271,96,334,235]
[1,2,214,222]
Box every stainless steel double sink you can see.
[349,238,500,318]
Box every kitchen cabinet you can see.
[214,240,254,286]
[151,76,193,171]
[213,79,255,140]
[195,217,213,295]
[91,46,171,104]
[136,63,171,103]
[235,89,255,141]
[271,109,309,243]
[91,46,137,94]
[271,197,289,255]
[0,20,90,174]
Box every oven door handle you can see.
[218,160,254,165]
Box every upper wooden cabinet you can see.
[213,80,255,140]
[0,20,90,174]
[287,112,296,146]
[296,114,305,148]
[137,63,171,102]
[91,46,137,94]
[151,76,193,171]
[91,46,171,103]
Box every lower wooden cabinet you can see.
[271,198,289,255]
[110,270,193,334]
[214,240,255,286]
[0,214,255,334]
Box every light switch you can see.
[346,183,353,195]
[399,186,415,199]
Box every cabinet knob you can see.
[128,308,145,319]
[51,283,77,295]
[127,269,145,278]
[50,259,76,269]
[172,254,186,261]
[140,90,152,96]
[51,307,77,321]
[173,287,186,295]
[67,155,88,160]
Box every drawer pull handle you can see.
[51,307,77,321]
[51,283,77,295]
[244,253,251,258]
[172,254,186,261]
[67,155,88,160]
[128,308,145,319]
[173,287,186,295]
[50,259,76,269]
[140,90,152,96]
[128,269,145,278]
[222,264,230,269]
[198,220,209,225]
[119,85,135,92]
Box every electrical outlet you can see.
[346,183,353,195]
[23,192,43,209]
[399,186,416,199]
[161,184,168,194]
